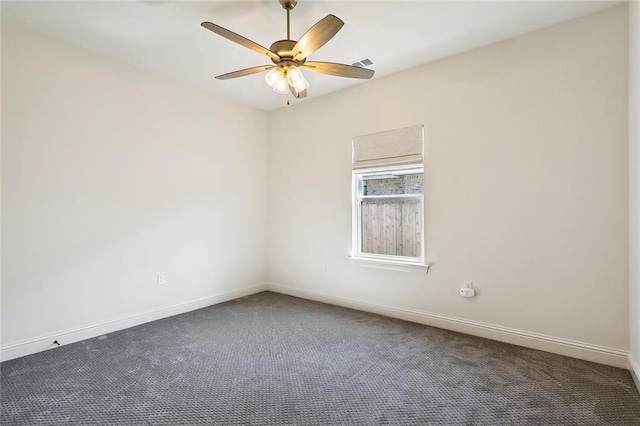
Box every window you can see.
[351,125,426,268]
[354,167,424,262]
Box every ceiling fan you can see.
[201,0,374,100]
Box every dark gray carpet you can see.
[2,291,639,425]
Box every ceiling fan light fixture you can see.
[265,67,283,87]
[286,66,309,93]
[270,70,290,94]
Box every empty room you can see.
[2,0,640,424]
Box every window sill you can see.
[348,256,432,274]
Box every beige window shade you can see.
[352,125,424,169]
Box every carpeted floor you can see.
[2,291,640,425]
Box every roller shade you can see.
[352,125,424,169]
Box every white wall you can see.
[267,6,629,366]
[629,0,640,385]
[1,25,268,355]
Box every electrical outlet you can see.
[157,274,165,285]
[460,287,475,298]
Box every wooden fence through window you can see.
[361,200,421,257]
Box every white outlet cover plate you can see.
[460,287,475,298]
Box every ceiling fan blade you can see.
[292,15,344,61]
[303,61,374,79]
[215,65,275,80]
[201,22,280,62]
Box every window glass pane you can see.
[362,173,423,196]
[359,172,423,258]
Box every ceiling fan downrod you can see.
[279,0,297,40]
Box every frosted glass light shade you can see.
[265,67,282,87]
[271,72,289,94]
[287,66,309,92]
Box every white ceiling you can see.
[2,0,623,111]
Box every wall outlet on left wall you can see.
[157,274,165,285]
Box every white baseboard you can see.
[266,282,629,369]
[3,282,632,372]
[630,354,640,393]
[1,282,268,362]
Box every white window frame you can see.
[351,164,426,270]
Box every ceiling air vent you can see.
[350,57,376,68]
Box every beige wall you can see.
[1,25,268,348]
[267,6,629,361]
[629,0,640,380]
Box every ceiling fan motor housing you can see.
[269,39,302,63]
